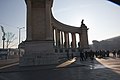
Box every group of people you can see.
[111,49,120,58]
[79,49,120,61]
[66,49,120,61]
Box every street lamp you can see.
[17,27,24,57]
[17,27,24,46]
[0,26,6,49]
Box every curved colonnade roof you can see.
[51,14,82,33]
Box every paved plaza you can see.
[0,57,120,80]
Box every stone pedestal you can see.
[19,41,58,66]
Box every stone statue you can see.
[81,19,87,28]
[81,19,84,25]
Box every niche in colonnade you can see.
[70,33,80,48]
[59,31,64,48]
[69,33,72,48]
[76,33,80,48]
[53,29,56,46]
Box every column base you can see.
[19,40,59,66]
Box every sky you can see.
[0,0,120,48]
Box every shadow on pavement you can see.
[0,57,120,80]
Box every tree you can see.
[5,32,17,48]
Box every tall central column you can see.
[20,0,58,66]
[26,0,53,41]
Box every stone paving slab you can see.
[0,57,119,80]
[0,58,19,67]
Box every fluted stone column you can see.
[60,31,63,48]
[64,32,69,48]
[72,33,76,48]
[55,29,60,47]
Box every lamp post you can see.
[1,26,6,49]
[17,27,24,57]
[18,27,24,45]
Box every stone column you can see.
[60,31,63,48]
[25,0,32,40]
[72,33,76,48]
[55,29,60,47]
[64,32,69,48]
[20,0,58,66]
[45,0,53,40]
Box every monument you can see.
[20,0,57,66]
[20,0,89,66]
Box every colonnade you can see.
[53,29,81,49]
[52,19,89,50]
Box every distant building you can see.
[0,48,19,59]
[91,36,120,51]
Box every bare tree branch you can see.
[5,32,17,48]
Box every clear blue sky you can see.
[0,0,120,48]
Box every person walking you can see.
[117,50,120,58]
[112,49,116,58]
[80,52,85,61]
[89,50,94,61]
